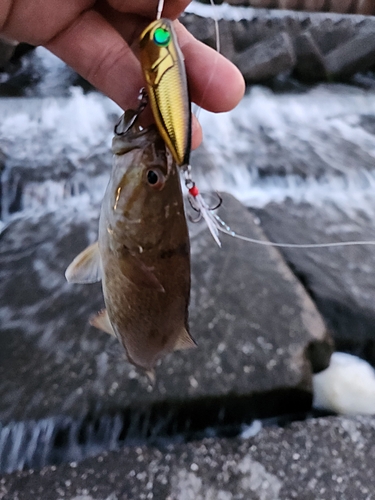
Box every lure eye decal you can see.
[153,27,171,47]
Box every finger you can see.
[45,9,143,110]
[136,108,203,150]
[191,114,203,150]
[1,0,93,45]
[176,22,245,113]
[106,0,191,20]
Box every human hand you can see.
[0,0,245,148]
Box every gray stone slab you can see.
[293,30,327,81]
[325,31,375,78]
[0,45,92,98]
[0,39,17,70]
[0,194,331,429]
[2,415,375,500]
[254,198,375,364]
[304,19,357,55]
[235,31,296,81]
[183,9,375,81]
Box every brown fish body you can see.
[66,117,192,373]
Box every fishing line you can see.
[193,0,220,121]
[186,187,375,249]
[214,213,375,248]
[156,0,165,20]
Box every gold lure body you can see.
[139,18,191,167]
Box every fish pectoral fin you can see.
[65,241,102,284]
[174,328,197,351]
[122,252,165,292]
[89,309,116,337]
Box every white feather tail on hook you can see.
[188,192,222,247]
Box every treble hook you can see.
[186,178,223,214]
[184,174,223,246]
[114,88,149,136]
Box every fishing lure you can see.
[139,2,224,246]
[139,17,191,168]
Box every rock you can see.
[180,14,236,60]
[0,193,332,469]
[183,8,375,82]
[226,14,302,55]
[325,31,375,78]
[179,13,217,49]
[254,198,375,365]
[0,39,17,70]
[2,416,375,499]
[293,31,327,81]
[0,46,93,98]
[305,19,358,55]
[235,31,296,82]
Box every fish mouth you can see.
[112,110,159,156]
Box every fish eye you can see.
[146,169,166,190]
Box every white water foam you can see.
[0,87,120,222]
[0,87,120,168]
[2,81,375,223]
[192,84,375,214]
[185,0,368,22]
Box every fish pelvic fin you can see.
[65,241,102,283]
[90,309,116,337]
[145,369,156,385]
[174,328,197,351]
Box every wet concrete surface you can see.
[2,415,374,500]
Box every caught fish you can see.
[65,111,195,375]
[139,18,191,168]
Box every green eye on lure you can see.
[153,27,171,47]
[139,19,191,168]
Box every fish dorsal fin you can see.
[89,309,115,337]
[174,328,197,351]
[65,242,102,283]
